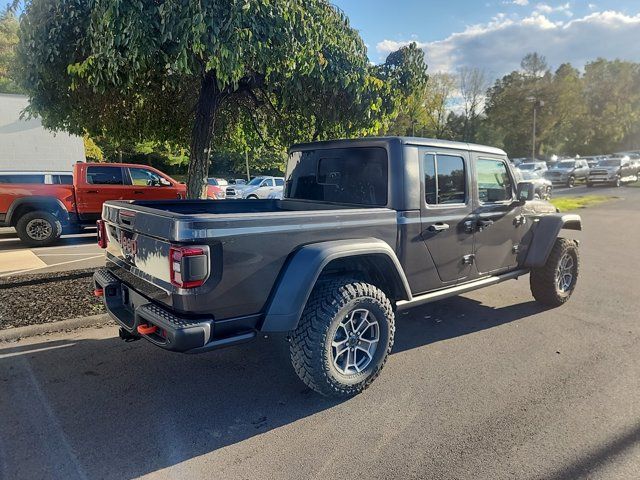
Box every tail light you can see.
[97,220,108,248]
[170,246,209,288]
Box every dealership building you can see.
[0,93,85,172]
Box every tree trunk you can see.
[187,71,221,199]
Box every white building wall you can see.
[0,94,85,172]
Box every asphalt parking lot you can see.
[1,188,638,479]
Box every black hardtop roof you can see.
[290,136,507,157]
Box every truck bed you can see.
[101,198,399,320]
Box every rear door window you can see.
[86,166,124,185]
[275,178,284,187]
[423,153,466,205]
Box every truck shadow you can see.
[0,296,544,479]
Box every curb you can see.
[0,314,114,342]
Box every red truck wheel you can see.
[15,210,63,247]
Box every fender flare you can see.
[261,238,412,332]
[524,213,582,268]
[6,197,70,225]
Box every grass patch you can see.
[550,195,616,212]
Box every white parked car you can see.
[226,176,285,199]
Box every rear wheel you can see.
[586,182,593,188]
[15,210,63,247]
[530,238,579,307]
[289,278,394,397]
[246,194,258,199]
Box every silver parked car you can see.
[517,161,548,174]
[226,176,285,199]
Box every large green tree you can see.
[17,0,416,198]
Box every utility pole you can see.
[532,105,537,161]
[527,97,544,160]
[245,151,250,181]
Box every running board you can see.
[396,269,529,311]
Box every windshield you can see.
[285,147,388,206]
[598,159,621,167]
[247,177,264,186]
[518,163,536,170]
[519,170,540,180]
[555,161,576,168]
[206,178,218,186]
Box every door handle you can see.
[86,190,99,194]
[428,223,450,232]
[133,190,144,194]
[477,219,494,229]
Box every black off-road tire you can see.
[566,176,576,188]
[246,194,258,199]
[530,238,579,307]
[613,176,621,187]
[15,210,63,247]
[586,182,594,188]
[289,278,395,398]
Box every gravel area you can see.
[0,269,105,330]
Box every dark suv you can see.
[94,137,581,397]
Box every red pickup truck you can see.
[0,163,220,246]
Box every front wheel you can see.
[530,238,579,307]
[15,210,63,247]
[246,194,258,199]
[613,176,621,187]
[566,176,575,188]
[289,278,395,397]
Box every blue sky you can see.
[333,0,640,77]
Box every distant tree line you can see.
[389,52,640,158]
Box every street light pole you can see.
[532,104,537,161]
[527,97,544,160]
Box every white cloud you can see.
[535,2,573,17]
[375,10,640,78]
[505,0,529,5]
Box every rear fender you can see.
[524,214,581,268]
[261,238,411,332]
[6,197,70,225]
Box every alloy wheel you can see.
[331,308,380,375]
[26,218,52,241]
[555,252,575,293]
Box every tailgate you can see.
[102,203,174,286]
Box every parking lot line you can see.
[0,250,47,274]
[0,254,103,277]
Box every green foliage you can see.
[16,0,423,197]
[0,9,21,93]
[83,134,104,162]
[482,53,640,157]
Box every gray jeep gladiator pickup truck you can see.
[94,137,581,397]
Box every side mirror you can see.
[159,177,171,186]
[516,182,535,204]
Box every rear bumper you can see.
[94,269,256,353]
